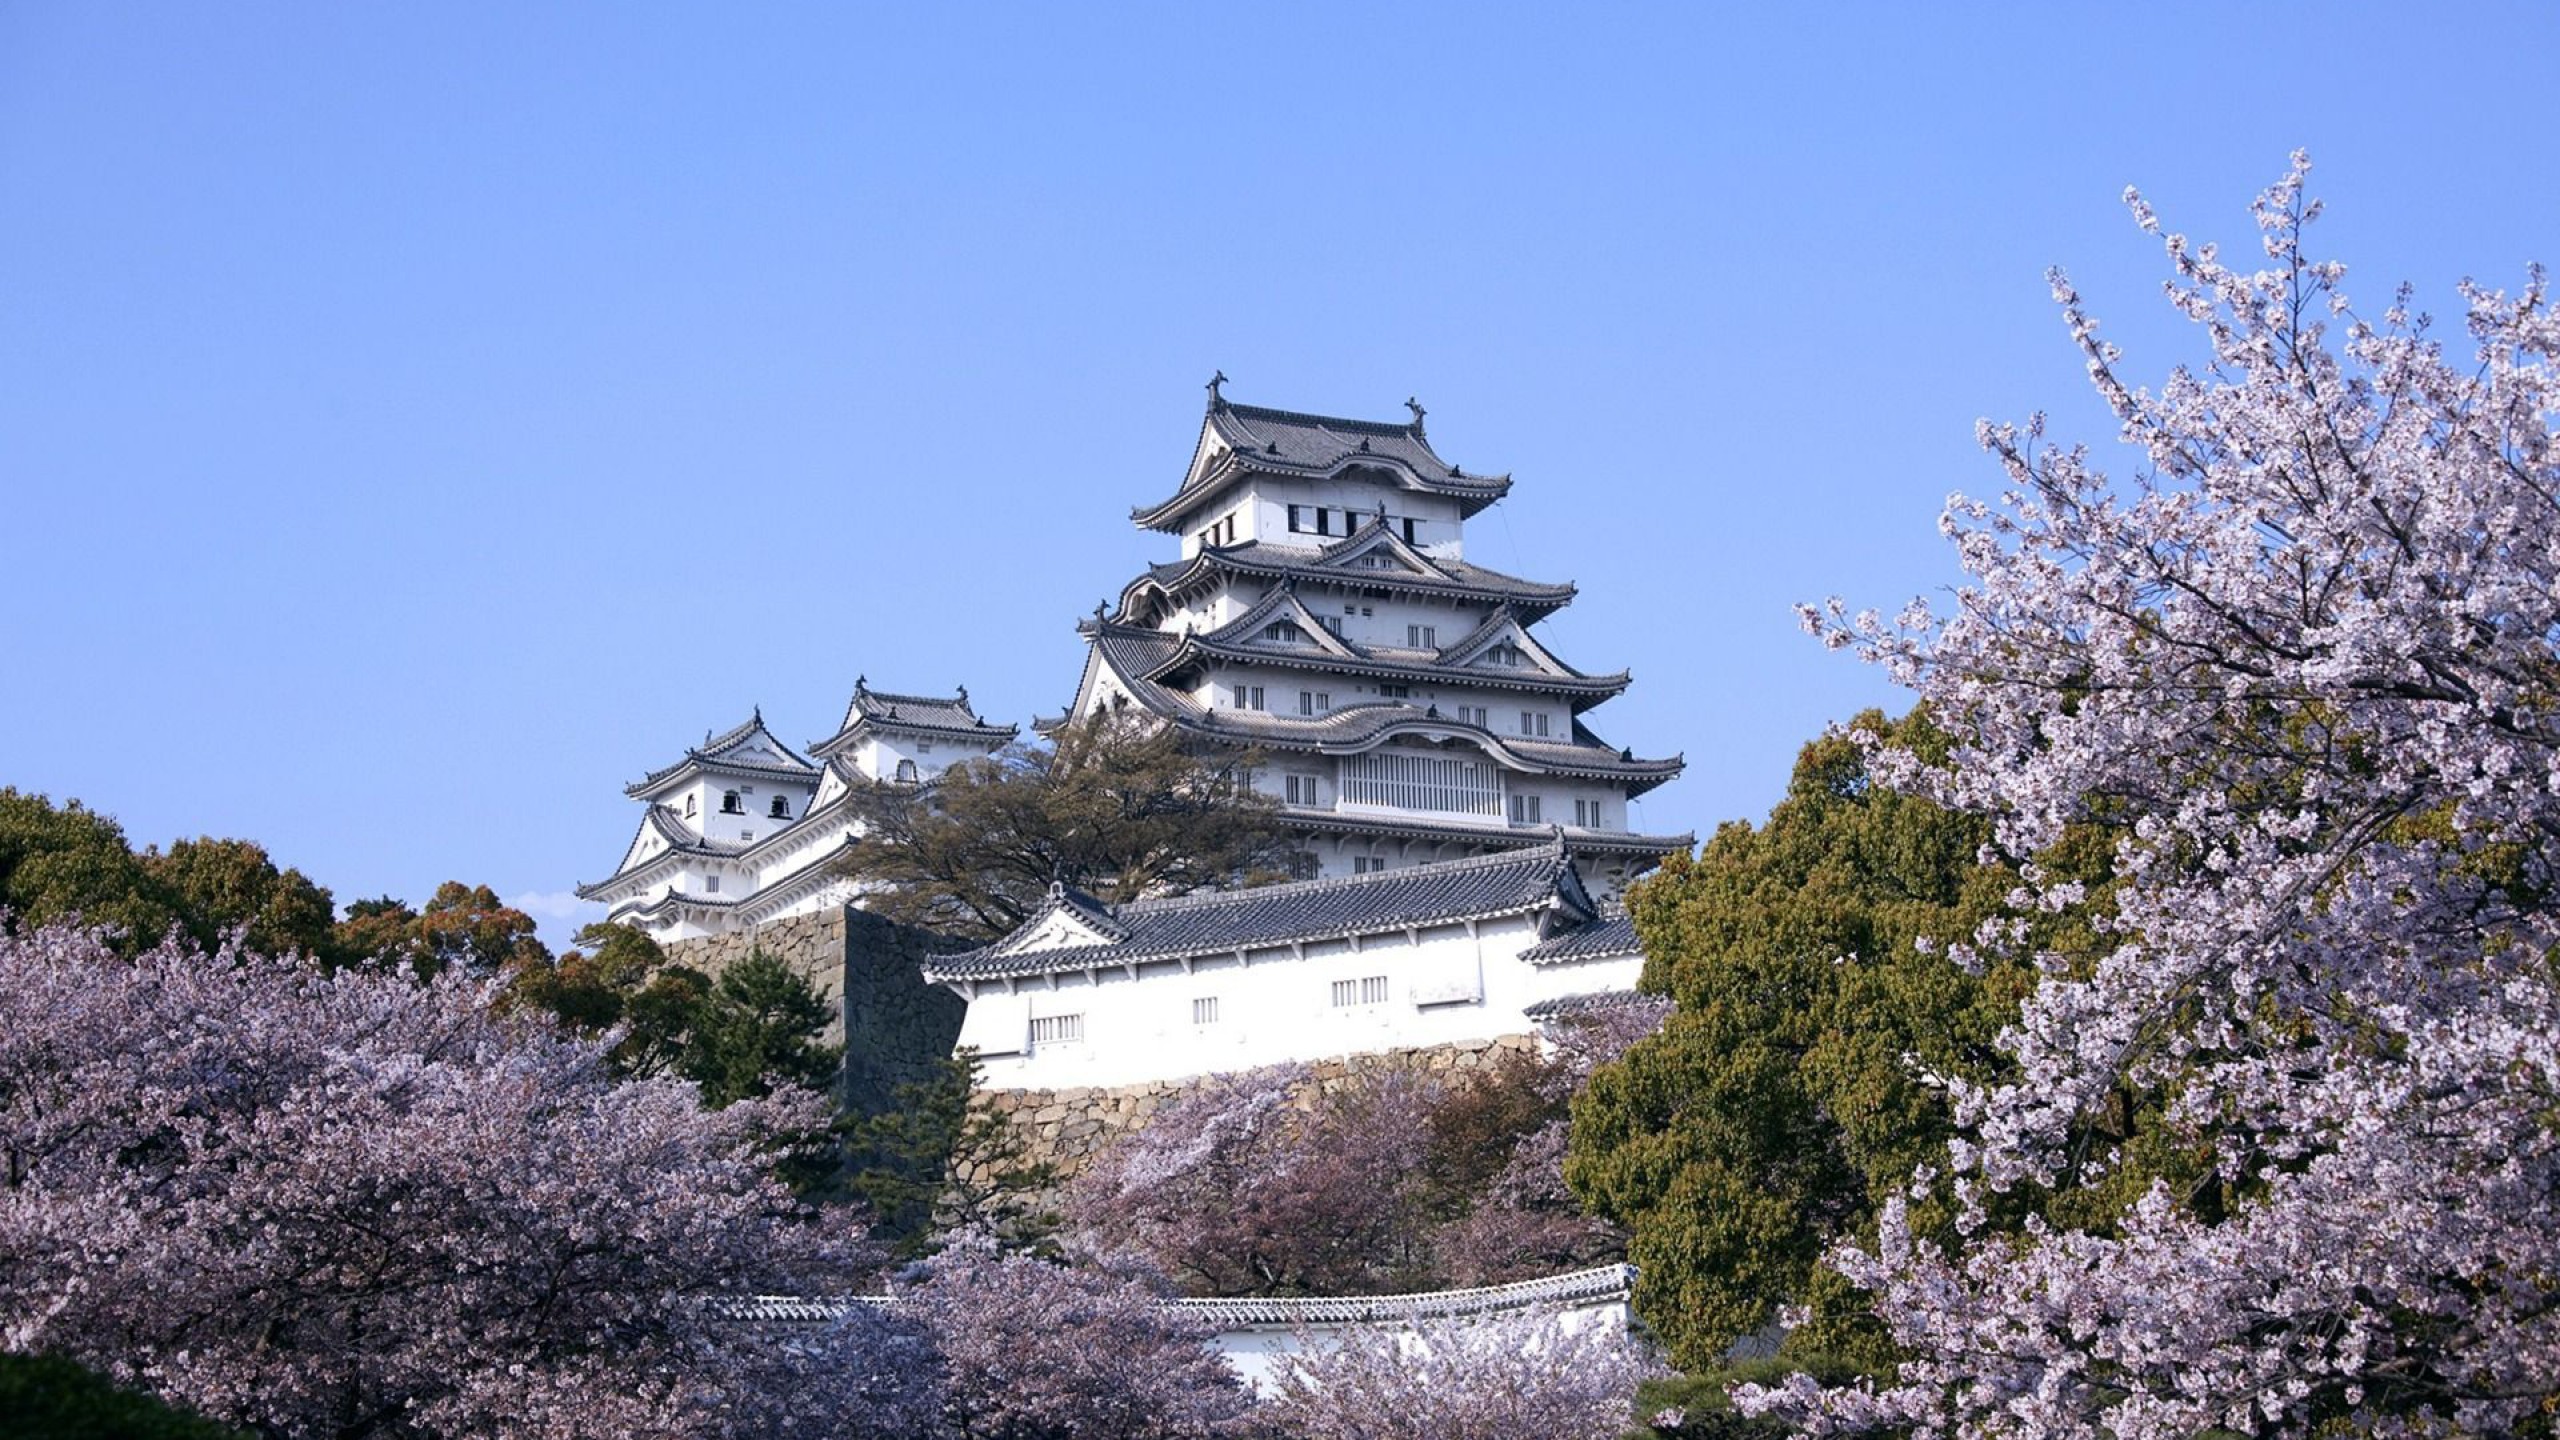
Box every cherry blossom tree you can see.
[1774,155,2560,1436]
[0,919,937,1440]
[1062,1063,1442,1296]
[897,1236,1258,1439]
[1259,1307,1660,1440]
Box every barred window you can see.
[1030,1014,1084,1044]
[1329,975,1390,1007]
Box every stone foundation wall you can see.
[967,1033,1542,1190]
[666,906,967,1114]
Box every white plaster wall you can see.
[1239,481,1465,558]
[955,914,1644,1090]
[1209,1293,1630,1394]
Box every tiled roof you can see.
[577,805,751,898]
[1176,598,1631,704]
[717,1263,1635,1329]
[1134,394,1513,531]
[625,710,818,797]
[1127,541,1577,622]
[1518,908,1641,965]
[1174,1263,1636,1328]
[1074,626,1684,793]
[813,679,1017,755]
[925,839,1601,982]
[1522,988,1662,1021]
[1282,805,1693,858]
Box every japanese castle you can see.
[1052,379,1689,891]
[585,382,1687,938]
[580,682,1014,938]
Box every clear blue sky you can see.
[5,4,2553,948]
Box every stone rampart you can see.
[667,906,967,1115]
[967,1032,1542,1188]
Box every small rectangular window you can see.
[1299,690,1316,716]
[1379,684,1411,699]
[1330,976,1388,1008]
[1193,997,1220,1025]
[1405,624,1437,648]
[1320,616,1344,638]
[704,874,720,894]
[1288,504,1306,532]
[1401,517,1418,544]
[1316,509,1333,537]
[1238,686,1264,710]
[1509,795,1542,824]
[1030,1014,1084,1044]
[1353,855,1382,874]
[1286,774,1321,805]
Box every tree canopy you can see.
[0,919,936,1440]
[1759,155,2560,1436]
[1564,709,2039,1370]
[837,713,1292,940]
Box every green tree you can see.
[842,1049,1056,1256]
[838,712,1292,940]
[0,788,179,945]
[326,883,548,978]
[682,949,843,1108]
[0,1353,249,1440]
[1565,710,2038,1371]
[140,836,337,959]
[501,921,708,1077]
[0,791,337,961]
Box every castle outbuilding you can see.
[923,836,1642,1091]
[579,682,1014,939]
[1051,381,1690,891]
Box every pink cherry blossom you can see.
[1777,153,2560,1437]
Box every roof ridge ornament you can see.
[1206,370,1229,411]
[1405,396,1426,432]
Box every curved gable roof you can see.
[1134,393,1513,532]
[927,838,1600,981]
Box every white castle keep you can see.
[1052,379,1689,890]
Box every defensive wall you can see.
[960,1032,1544,1191]
[665,904,967,1115]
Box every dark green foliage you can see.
[841,1049,1056,1256]
[682,949,844,1107]
[0,790,337,961]
[0,790,185,947]
[502,921,707,1077]
[140,836,337,959]
[0,1352,248,1440]
[1566,710,2034,1370]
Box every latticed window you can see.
[1340,752,1500,816]
[1030,1014,1084,1044]
[1192,997,1219,1025]
[1330,976,1390,1007]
